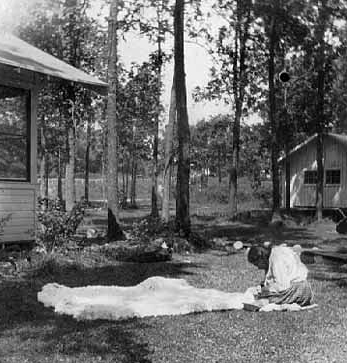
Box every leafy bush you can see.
[130,216,172,244]
[36,198,86,253]
[190,177,272,210]
[252,181,272,208]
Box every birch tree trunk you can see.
[174,0,190,236]
[161,73,176,223]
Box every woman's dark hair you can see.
[247,245,271,265]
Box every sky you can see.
[0,0,262,126]
[118,32,233,126]
[88,1,232,126]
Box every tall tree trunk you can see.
[65,121,76,212]
[228,0,251,219]
[162,73,176,223]
[151,115,159,217]
[39,125,48,209]
[57,147,63,203]
[315,0,328,221]
[150,4,163,218]
[130,157,137,207]
[283,100,291,212]
[45,155,49,204]
[285,139,291,212]
[65,0,79,212]
[174,0,190,236]
[39,154,46,205]
[106,0,123,239]
[268,15,281,223]
[121,152,126,206]
[84,112,92,203]
[217,148,222,184]
[229,103,241,218]
[101,148,106,208]
[316,131,324,220]
[125,155,130,205]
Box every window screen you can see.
[326,169,341,185]
[304,170,317,185]
[0,85,30,181]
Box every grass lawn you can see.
[1,211,347,362]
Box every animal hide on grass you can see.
[37,276,317,321]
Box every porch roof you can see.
[0,33,108,94]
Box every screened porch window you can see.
[326,169,341,185]
[304,170,317,185]
[0,85,30,181]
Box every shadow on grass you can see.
[309,258,347,289]
[42,317,154,362]
[0,258,203,362]
[193,220,319,246]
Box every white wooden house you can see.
[0,33,107,245]
[279,133,347,209]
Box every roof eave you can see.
[278,133,318,163]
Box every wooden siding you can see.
[323,137,347,208]
[0,184,36,243]
[281,134,347,208]
[0,70,38,244]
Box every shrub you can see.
[130,216,172,244]
[252,182,272,208]
[36,198,86,253]
[190,177,273,210]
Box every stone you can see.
[86,228,97,238]
[123,231,131,240]
[161,241,169,250]
[233,241,243,250]
[263,241,272,248]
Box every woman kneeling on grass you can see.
[247,245,313,307]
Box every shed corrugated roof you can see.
[0,33,108,94]
[328,132,347,148]
[278,132,347,162]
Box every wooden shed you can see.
[279,133,347,209]
[0,33,107,245]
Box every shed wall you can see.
[281,135,347,208]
